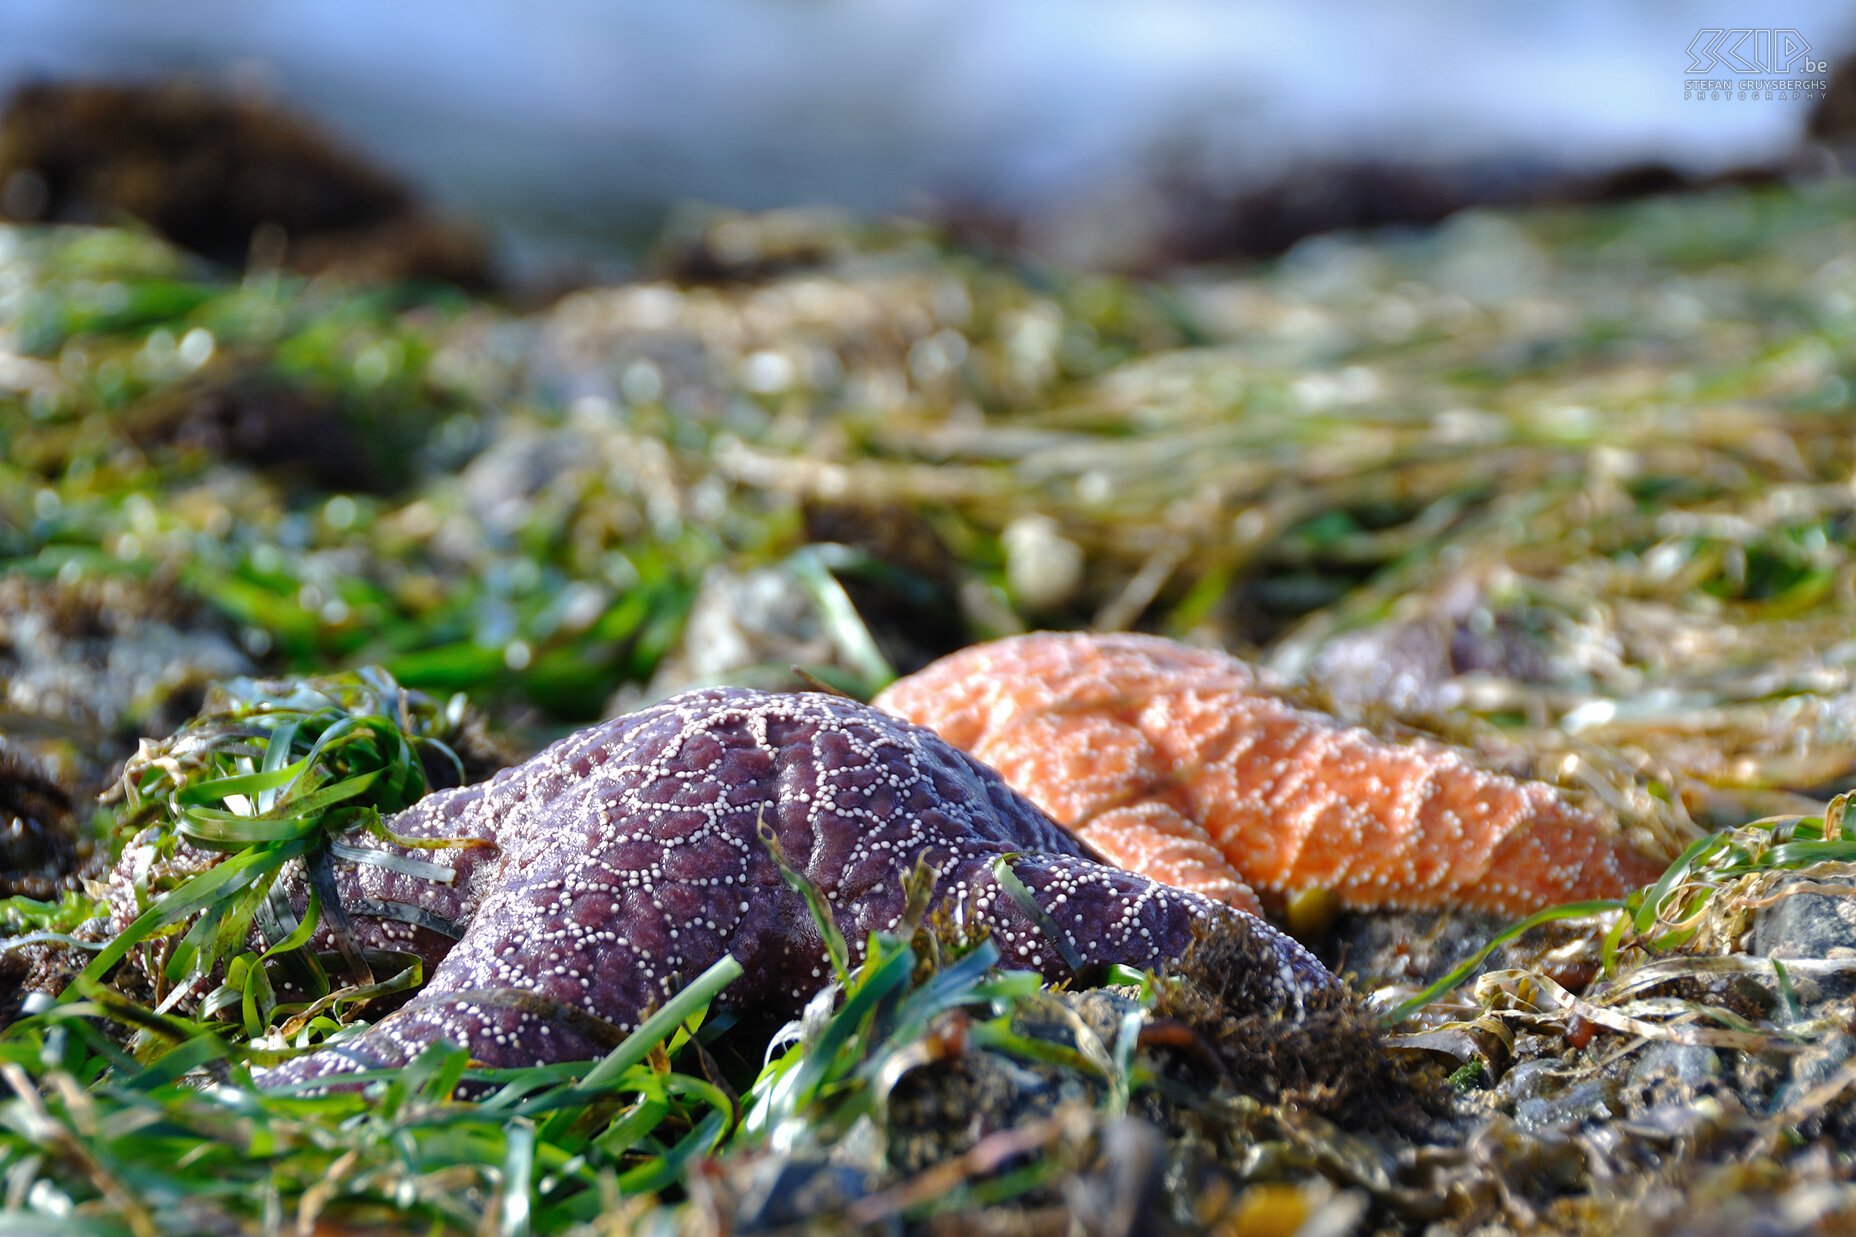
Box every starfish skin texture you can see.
[873,633,1666,919]
[192,687,1338,1088]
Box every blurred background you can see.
[9,0,1856,795]
[4,0,1854,281]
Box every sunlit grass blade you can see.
[990,854,1083,973]
[173,762,309,809]
[757,813,848,983]
[573,954,744,1097]
[499,1118,536,1237]
[1381,898,1626,1025]
[73,838,313,997]
[748,944,913,1139]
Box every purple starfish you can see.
[120,689,1338,1088]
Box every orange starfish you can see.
[874,633,1664,919]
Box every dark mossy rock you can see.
[122,368,395,494]
[727,1156,890,1235]
[1313,902,1612,1000]
[0,574,252,794]
[0,78,489,285]
[868,917,1440,1233]
[0,741,82,901]
[882,990,1139,1179]
[1154,915,1432,1128]
[1809,53,1856,148]
[646,206,923,285]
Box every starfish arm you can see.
[1474,789,1665,914]
[1070,802,1263,915]
[940,845,1334,1017]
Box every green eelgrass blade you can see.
[365,815,495,853]
[1382,898,1626,1025]
[887,939,1001,1041]
[239,949,277,1039]
[255,716,302,813]
[991,854,1083,973]
[0,932,107,955]
[1632,830,1723,935]
[577,954,744,1095]
[72,837,314,997]
[123,1032,237,1091]
[499,1118,536,1237]
[257,885,328,998]
[590,1089,672,1158]
[750,944,914,1136]
[614,1107,729,1196]
[757,813,848,984]
[173,762,309,809]
[328,839,456,883]
[786,545,895,690]
[176,807,325,851]
[272,952,423,1039]
[0,1214,137,1237]
[257,886,322,962]
[259,767,387,820]
[163,865,285,990]
[1767,838,1856,866]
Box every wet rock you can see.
[1306,616,1472,716]
[1492,1058,1575,1107]
[0,741,81,900]
[1318,904,1607,996]
[443,424,609,550]
[1752,872,1856,1006]
[435,408,681,565]
[644,545,960,702]
[884,990,1140,1177]
[1490,1043,1622,1137]
[1318,907,1510,989]
[1627,1042,1722,1092]
[1302,573,1567,716]
[800,501,968,673]
[1611,1157,1856,1237]
[1776,1014,1856,1113]
[1618,1043,1724,1116]
[0,574,251,792]
[730,1157,889,1235]
[645,563,854,696]
[529,255,984,420]
[1002,515,1086,613]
